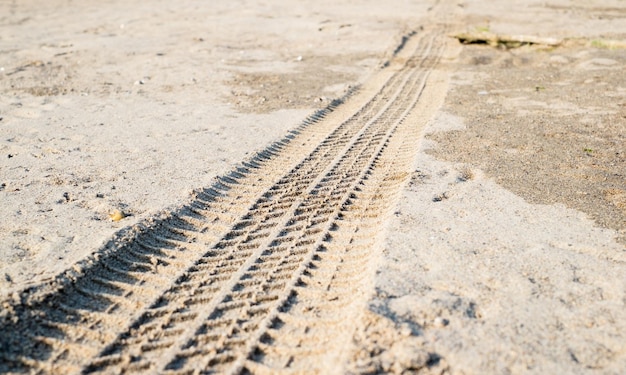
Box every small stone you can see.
[433,317,449,328]
[109,209,126,222]
[432,192,449,202]
[399,324,412,337]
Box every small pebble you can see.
[109,209,126,222]
[400,324,412,337]
[434,317,449,328]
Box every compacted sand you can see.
[1,0,625,374]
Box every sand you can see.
[1,0,625,374]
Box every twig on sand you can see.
[452,32,562,49]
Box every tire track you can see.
[83,29,440,374]
[0,22,449,375]
[240,31,450,375]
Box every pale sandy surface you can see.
[1,0,427,291]
[368,1,626,373]
[1,0,625,374]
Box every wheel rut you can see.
[0,22,451,375]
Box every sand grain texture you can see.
[1,0,625,374]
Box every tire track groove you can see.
[173,30,438,372]
[0,24,447,375]
[240,29,448,375]
[0,81,357,374]
[82,31,437,374]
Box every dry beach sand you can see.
[1,0,625,374]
